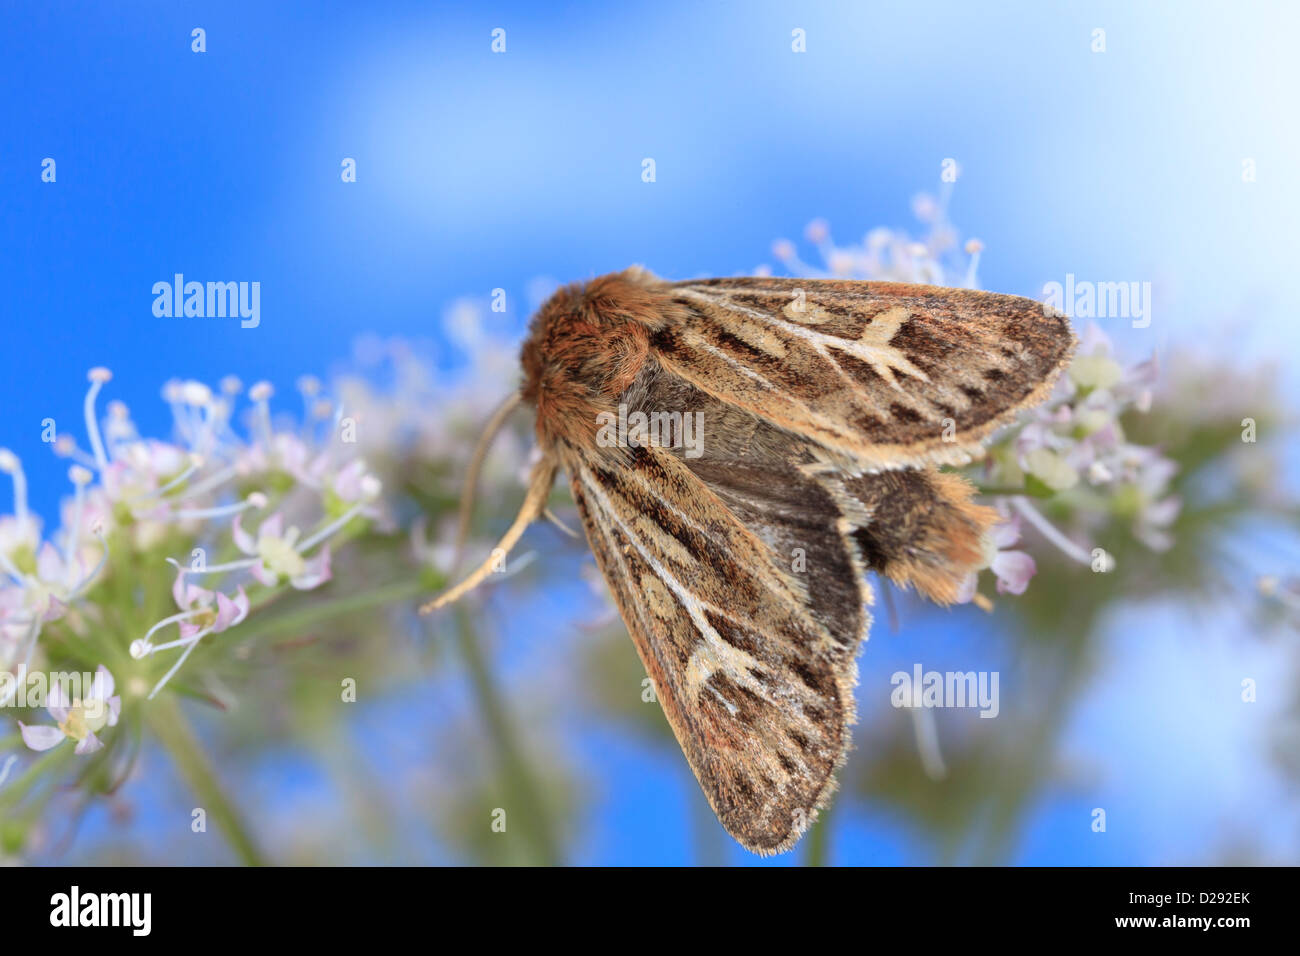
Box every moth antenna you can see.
[543,507,580,539]
[452,390,524,572]
[421,456,558,614]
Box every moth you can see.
[423,268,1075,855]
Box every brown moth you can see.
[423,268,1075,855]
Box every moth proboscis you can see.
[421,267,1075,855]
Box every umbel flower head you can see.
[2,367,383,732]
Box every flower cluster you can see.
[993,324,1179,553]
[767,201,1177,606]
[0,369,383,757]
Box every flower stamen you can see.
[83,368,113,472]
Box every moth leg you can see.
[420,456,558,613]
[450,390,525,569]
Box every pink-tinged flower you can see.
[19,665,121,755]
[325,462,389,531]
[232,512,332,590]
[957,517,1037,602]
[20,542,77,623]
[1125,447,1182,552]
[171,571,249,638]
[103,439,190,496]
[329,459,374,505]
[1135,496,1181,552]
[57,484,115,545]
[986,519,1037,594]
[804,218,830,244]
[236,431,321,485]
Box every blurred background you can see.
[1,0,1298,865]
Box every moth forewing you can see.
[655,278,1075,470]
[567,444,856,854]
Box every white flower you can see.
[0,450,40,564]
[1126,447,1182,551]
[1024,447,1080,492]
[235,432,317,484]
[0,513,38,555]
[330,458,382,509]
[1069,353,1123,391]
[171,572,250,639]
[957,516,1037,602]
[9,541,90,625]
[19,665,121,756]
[233,512,333,590]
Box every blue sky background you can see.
[3,1,1298,864]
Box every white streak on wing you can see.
[580,481,667,696]
[677,287,774,322]
[621,464,734,547]
[582,483,751,735]
[693,337,776,390]
[679,286,933,396]
[690,336,862,442]
[577,464,775,710]
[618,457,824,638]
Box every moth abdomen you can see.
[841,468,996,605]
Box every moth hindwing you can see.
[441,267,1076,853]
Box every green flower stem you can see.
[235,578,429,643]
[309,734,403,863]
[145,695,265,866]
[0,743,73,807]
[452,607,561,866]
[971,661,1080,866]
[805,803,833,867]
